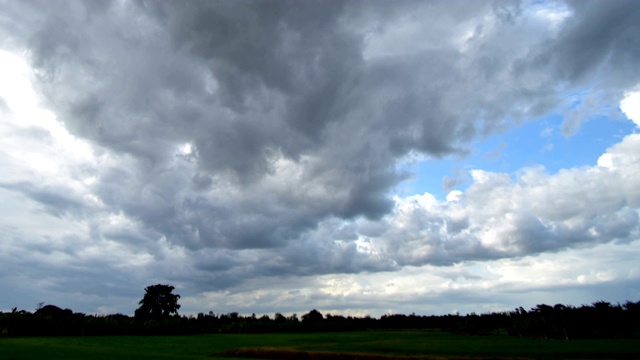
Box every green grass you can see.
[0,333,275,360]
[1,331,639,360]
[287,331,640,358]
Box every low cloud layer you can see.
[1,0,639,315]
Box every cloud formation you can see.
[0,0,639,315]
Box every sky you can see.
[1,0,639,317]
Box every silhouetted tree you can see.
[274,313,286,322]
[135,284,181,319]
[35,304,73,317]
[302,309,323,323]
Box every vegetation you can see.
[1,284,639,340]
[1,331,639,360]
[1,284,639,359]
[135,284,181,319]
[2,300,640,339]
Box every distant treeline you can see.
[1,300,639,339]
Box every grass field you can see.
[1,330,639,360]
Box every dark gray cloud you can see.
[526,0,640,134]
[545,1,640,85]
[0,181,89,218]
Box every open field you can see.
[1,331,639,360]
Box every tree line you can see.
[1,284,639,339]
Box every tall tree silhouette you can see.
[135,284,181,319]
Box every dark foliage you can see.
[507,301,640,339]
[34,305,73,317]
[135,284,181,319]
[1,300,639,338]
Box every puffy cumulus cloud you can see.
[346,133,640,268]
[1,0,640,314]
[620,88,640,126]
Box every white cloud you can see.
[528,1,572,33]
[446,190,463,202]
[620,88,640,126]
[333,131,640,270]
[0,50,97,182]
